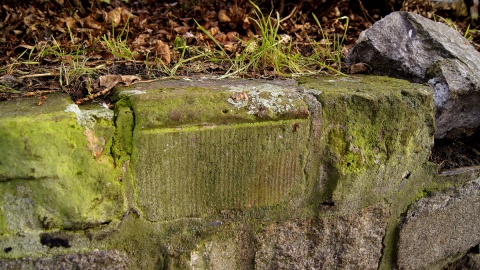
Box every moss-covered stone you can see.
[0,93,125,235]
[114,79,311,221]
[300,75,435,213]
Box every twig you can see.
[75,87,112,105]
[357,0,375,24]
[279,5,298,23]
[18,73,55,79]
[22,90,56,97]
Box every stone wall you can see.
[1,75,479,269]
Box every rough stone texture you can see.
[0,93,125,234]
[397,178,480,269]
[0,250,129,270]
[115,79,311,221]
[346,11,480,139]
[255,204,389,269]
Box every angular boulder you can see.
[346,11,480,139]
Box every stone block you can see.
[255,204,389,269]
[115,79,311,221]
[299,75,435,213]
[0,93,124,233]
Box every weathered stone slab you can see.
[255,204,389,269]
[115,79,311,221]
[346,11,480,139]
[0,250,129,270]
[397,178,480,269]
[0,93,124,233]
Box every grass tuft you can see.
[197,0,348,78]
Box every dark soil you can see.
[430,131,480,172]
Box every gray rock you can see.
[255,205,389,269]
[346,11,480,139]
[0,250,129,270]
[397,178,480,269]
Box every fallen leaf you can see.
[174,26,190,34]
[229,5,245,23]
[104,7,123,28]
[63,16,77,30]
[154,40,171,64]
[208,26,220,36]
[219,10,231,22]
[348,63,370,74]
[83,15,102,30]
[100,51,115,61]
[99,75,141,89]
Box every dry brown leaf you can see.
[174,26,190,35]
[154,40,171,64]
[121,8,135,23]
[223,42,236,52]
[208,26,220,36]
[83,15,102,30]
[63,17,77,30]
[229,5,245,23]
[243,17,251,30]
[348,63,370,74]
[100,51,115,61]
[218,10,231,23]
[226,31,238,42]
[104,7,123,28]
[133,34,149,46]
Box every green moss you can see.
[0,94,125,234]
[0,207,6,235]
[300,75,436,215]
[115,80,310,130]
[112,98,134,165]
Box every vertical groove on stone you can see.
[135,121,308,221]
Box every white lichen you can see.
[226,83,303,115]
[117,89,146,97]
[65,104,114,129]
